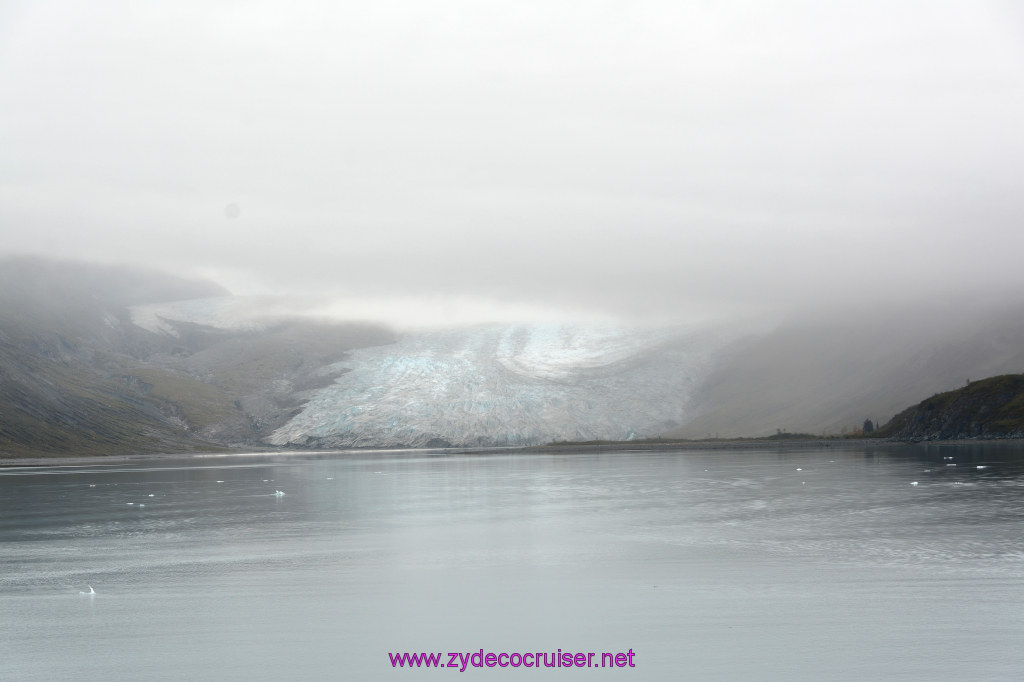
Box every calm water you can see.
[2,444,1023,680]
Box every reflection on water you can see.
[2,444,1023,680]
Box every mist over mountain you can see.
[128,287,756,447]
[0,257,392,456]
[670,300,1024,439]
[0,258,752,453]
[4,0,1024,455]
[4,258,1024,456]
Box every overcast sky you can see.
[2,1,1023,323]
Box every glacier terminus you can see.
[267,322,739,448]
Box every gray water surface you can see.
[2,444,1023,680]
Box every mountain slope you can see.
[0,257,235,456]
[876,374,1024,440]
[9,257,1024,454]
[0,257,392,457]
[667,301,1024,439]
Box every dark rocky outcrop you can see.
[876,374,1024,441]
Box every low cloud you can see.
[3,0,1023,323]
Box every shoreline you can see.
[528,438,879,453]
[5,437,1024,468]
[0,445,519,468]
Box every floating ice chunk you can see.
[910,481,919,486]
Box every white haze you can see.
[130,293,625,332]
[2,0,1024,325]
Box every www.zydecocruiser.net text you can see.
[389,649,637,671]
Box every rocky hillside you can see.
[876,374,1024,441]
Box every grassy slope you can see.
[0,345,232,458]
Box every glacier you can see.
[268,322,737,448]
[127,296,753,448]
